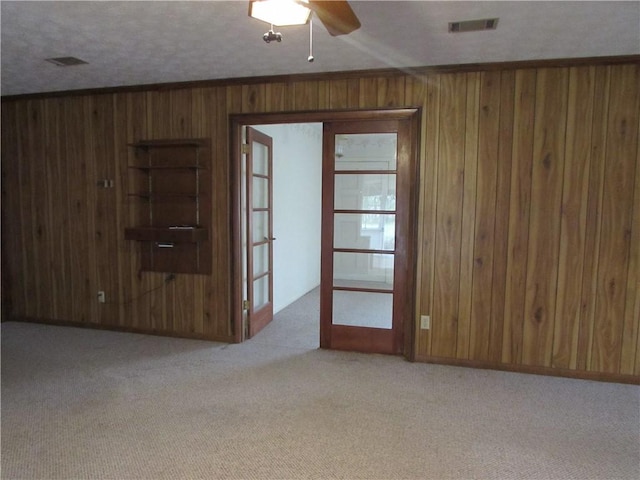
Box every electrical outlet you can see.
[420,315,430,330]
[97,291,106,303]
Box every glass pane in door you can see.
[333,252,394,289]
[332,290,393,329]
[252,142,269,175]
[334,213,395,250]
[335,133,397,171]
[331,132,398,330]
[253,275,269,310]
[334,174,396,210]
[250,133,272,309]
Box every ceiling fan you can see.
[248,0,361,37]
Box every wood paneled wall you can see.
[2,59,639,381]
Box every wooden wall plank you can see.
[522,67,568,367]
[28,100,49,319]
[502,69,536,365]
[90,95,119,326]
[44,98,71,322]
[15,105,30,320]
[209,85,234,338]
[358,78,379,109]
[623,105,640,375]
[266,82,294,112]
[377,77,405,108]
[431,73,466,358]
[63,97,92,323]
[242,84,266,113]
[469,71,501,361]
[591,64,640,374]
[327,79,359,109]
[112,93,129,326]
[317,80,331,110]
[1,101,25,317]
[576,66,610,371]
[552,66,596,369]
[404,74,428,356]
[457,72,480,360]
[414,74,439,357]
[488,70,515,362]
[293,81,318,111]
[83,97,100,325]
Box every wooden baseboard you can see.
[413,354,640,385]
[7,316,236,344]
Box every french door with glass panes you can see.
[245,127,275,338]
[320,118,415,354]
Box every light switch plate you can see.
[420,315,430,330]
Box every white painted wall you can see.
[254,123,322,314]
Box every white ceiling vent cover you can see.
[45,56,88,67]
[449,18,499,33]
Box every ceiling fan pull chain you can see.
[308,17,314,62]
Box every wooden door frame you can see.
[229,108,420,358]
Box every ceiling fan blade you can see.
[309,0,361,36]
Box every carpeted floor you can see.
[1,288,639,479]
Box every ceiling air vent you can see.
[45,56,88,67]
[449,18,499,33]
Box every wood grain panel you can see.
[522,68,568,367]
[488,70,515,362]
[377,77,405,108]
[576,66,610,371]
[591,64,639,374]
[28,100,49,319]
[317,80,331,110]
[623,113,640,375]
[411,74,438,357]
[502,69,536,364]
[90,95,118,326]
[112,93,131,326]
[431,73,466,358]
[242,84,266,113]
[212,86,234,338]
[266,82,293,112]
[329,79,359,109]
[457,72,480,359]
[64,97,93,324]
[293,81,318,111]
[1,101,24,317]
[48,98,72,323]
[469,71,501,361]
[552,66,595,369]
[358,78,379,109]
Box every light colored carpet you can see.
[2,289,639,480]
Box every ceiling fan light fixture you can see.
[249,0,311,27]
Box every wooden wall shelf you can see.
[125,138,212,274]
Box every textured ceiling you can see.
[1,1,639,97]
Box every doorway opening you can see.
[230,109,420,358]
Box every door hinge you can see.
[241,144,250,154]
[243,300,250,310]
